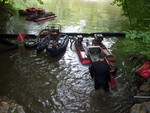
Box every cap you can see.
[99,52,106,58]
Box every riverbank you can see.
[0,96,25,113]
[130,77,150,113]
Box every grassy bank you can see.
[112,28,150,74]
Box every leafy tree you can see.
[111,0,150,61]
[112,0,150,27]
[112,29,150,63]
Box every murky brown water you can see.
[0,0,138,113]
[0,38,137,113]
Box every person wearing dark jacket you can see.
[89,52,111,92]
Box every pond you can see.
[0,0,137,113]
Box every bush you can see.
[112,29,150,60]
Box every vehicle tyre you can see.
[24,40,38,48]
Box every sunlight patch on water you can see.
[64,26,81,32]
[63,20,86,33]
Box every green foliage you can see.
[112,0,150,27]
[0,1,14,25]
[36,0,43,4]
[0,0,12,4]
[113,29,150,60]
[125,30,150,41]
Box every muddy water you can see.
[0,38,136,113]
[0,0,137,113]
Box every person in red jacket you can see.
[89,52,111,92]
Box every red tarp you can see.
[135,62,150,78]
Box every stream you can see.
[0,0,138,113]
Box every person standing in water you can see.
[89,52,111,92]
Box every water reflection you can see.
[0,37,134,113]
[3,0,126,34]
